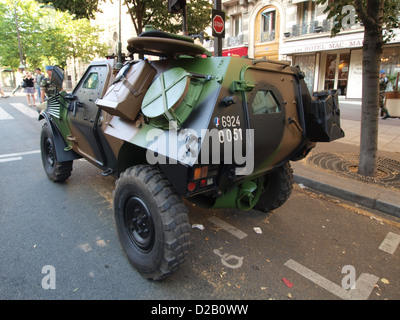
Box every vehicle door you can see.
[68,64,111,165]
[245,73,286,171]
[243,62,305,172]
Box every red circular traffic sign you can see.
[213,15,224,34]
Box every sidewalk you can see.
[339,118,400,153]
[292,116,400,219]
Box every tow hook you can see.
[102,168,113,176]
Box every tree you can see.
[0,0,109,72]
[124,0,213,36]
[64,18,110,81]
[0,0,44,69]
[36,0,105,20]
[317,0,400,177]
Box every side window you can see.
[82,72,99,89]
[252,90,281,114]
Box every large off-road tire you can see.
[254,162,293,212]
[114,165,190,280]
[40,123,73,182]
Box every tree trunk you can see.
[358,0,384,177]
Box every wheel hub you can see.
[45,138,54,168]
[124,196,155,252]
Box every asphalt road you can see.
[1,96,399,302]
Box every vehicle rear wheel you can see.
[254,162,293,212]
[40,123,73,182]
[113,165,190,280]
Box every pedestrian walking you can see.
[23,72,36,107]
[34,68,44,103]
[0,81,8,98]
[379,70,391,119]
[12,68,25,96]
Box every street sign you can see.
[212,9,225,38]
[168,0,186,13]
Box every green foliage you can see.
[124,0,213,36]
[0,0,109,70]
[35,0,213,36]
[36,0,105,20]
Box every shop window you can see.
[261,8,276,42]
[323,52,350,95]
[338,53,350,95]
[252,90,281,114]
[380,47,400,91]
[324,54,336,90]
[294,54,315,93]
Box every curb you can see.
[291,163,400,219]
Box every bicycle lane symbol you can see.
[213,249,244,269]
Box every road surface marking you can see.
[0,156,22,163]
[213,249,244,269]
[0,107,14,120]
[10,103,38,118]
[0,150,40,163]
[284,259,379,300]
[379,232,400,254]
[0,150,40,159]
[208,216,248,239]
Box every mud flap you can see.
[307,90,345,142]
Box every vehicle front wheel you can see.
[40,123,73,182]
[113,165,190,280]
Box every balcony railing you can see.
[226,34,244,47]
[284,19,362,38]
[204,34,245,51]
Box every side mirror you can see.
[51,66,64,92]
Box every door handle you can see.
[288,116,303,133]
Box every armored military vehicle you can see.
[39,31,344,280]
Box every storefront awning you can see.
[222,46,248,57]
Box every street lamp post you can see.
[213,0,222,57]
[115,0,123,70]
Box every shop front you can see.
[222,46,248,57]
[281,32,365,97]
[281,30,400,98]
[320,51,351,96]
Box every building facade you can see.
[205,0,400,99]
